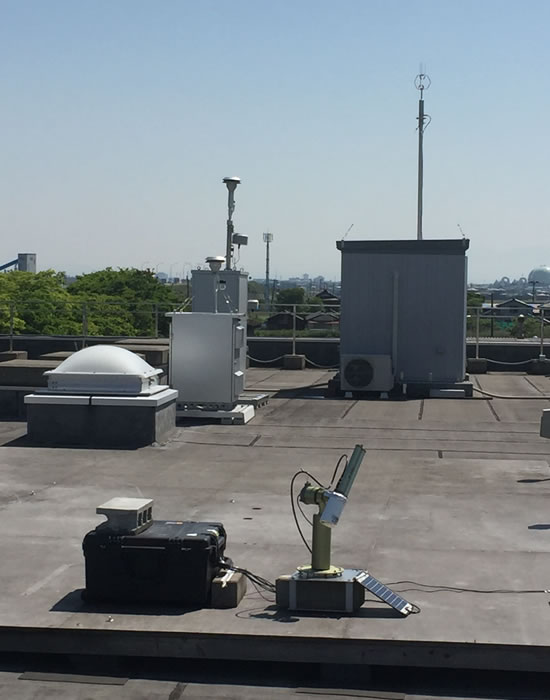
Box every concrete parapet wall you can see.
[0,336,548,373]
[0,351,28,362]
[0,360,60,386]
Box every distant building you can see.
[305,311,340,330]
[18,253,36,273]
[484,298,534,317]
[316,288,340,306]
[528,266,550,285]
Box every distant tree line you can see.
[273,287,326,312]
[248,282,331,311]
[0,268,185,336]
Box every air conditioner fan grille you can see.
[344,358,374,388]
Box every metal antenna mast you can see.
[415,71,431,240]
[263,232,273,309]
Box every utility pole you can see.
[415,72,431,240]
[531,280,539,304]
[263,232,273,310]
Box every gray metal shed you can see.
[337,239,469,386]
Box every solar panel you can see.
[354,571,414,615]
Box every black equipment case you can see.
[83,520,226,605]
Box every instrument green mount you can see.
[296,444,366,579]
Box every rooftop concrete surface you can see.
[0,370,549,672]
[0,666,537,700]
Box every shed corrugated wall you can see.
[338,240,469,383]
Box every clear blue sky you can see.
[1,0,549,282]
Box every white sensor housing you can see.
[320,491,347,528]
[96,497,154,533]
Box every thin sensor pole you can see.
[415,73,431,240]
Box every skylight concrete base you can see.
[24,388,177,448]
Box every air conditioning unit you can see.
[340,354,394,392]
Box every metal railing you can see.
[245,302,341,368]
[0,299,185,349]
[0,299,547,358]
[250,303,549,353]
[466,306,549,360]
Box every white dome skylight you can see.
[49,345,159,377]
[45,345,163,395]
